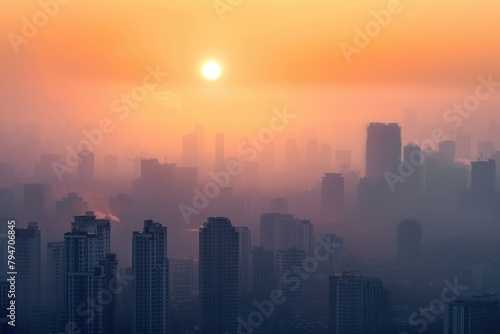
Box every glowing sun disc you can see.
[201,61,222,80]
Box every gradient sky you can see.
[1,0,499,158]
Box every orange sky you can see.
[1,0,499,157]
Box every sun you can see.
[201,61,222,81]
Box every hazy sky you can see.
[1,0,499,157]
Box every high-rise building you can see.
[47,242,66,332]
[64,211,116,333]
[298,220,314,256]
[444,294,500,334]
[56,192,88,217]
[321,173,345,221]
[260,213,299,255]
[77,149,95,181]
[402,144,424,202]
[456,135,472,160]
[15,222,42,334]
[319,234,343,274]
[365,123,402,180]
[491,151,500,191]
[133,219,169,334]
[34,154,61,182]
[276,248,306,299]
[397,220,423,264]
[251,246,275,297]
[471,159,496,193]
[199,217,239,334]
[236,227,251,295]
[169,258,197,297]
[329,272,389,334]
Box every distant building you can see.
[104,154,119,177]
[182,133,198,168]
[23,184,46,220]
[319,234,343,274]
[47,242,66,332]
[199,217,239,334]
[15,222,42,334]
[329,272,389,334]
[478,141,495,159]
[444,294,500,334]
[276,248,306,299]
[56,192,87,217]
[365,123,402,180]
[169,258,197,297]
[397,220,423,264]
[236,227,251,295]
[298,220,314,256]
[270,197,288,214]
[251,246,275,297]
[64,211,116,333]
[215,133,225,171]
[321,173,345,221]
[471,159,496,193]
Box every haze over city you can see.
[1,1,500,334]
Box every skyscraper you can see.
[276,248,306,299]
[321,173,345,221]
[133,219,169,334]
[329,272,389,334]
[64,211,116,333]
[365,123,402,180]
[397,220,423,264]
[260,213,299,255]
[298,220,314,256]
[236,226,251,295]
[15,222,42,334]
[169,258,197,297]
[444,294,500,334]
[199,217,239,334]
[439,140,457,167]
[47,242,66,332]
[251,246,275,297]
[319,234,343,274]
[471,159,496,193]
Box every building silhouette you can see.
[365,123,402,180]
[321,173,345,222]
[77,149,95,181]
[199,217,239,334]
[133,219,169,334]
[471,159,496,193]
[64,211,116,334]
[444,294,500,334]
[329,272,389,334]
[276,248,306,299]
[47,242,66,333]
[251,246,275,297]
[15,222,41,334]
[236,226,251,296]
